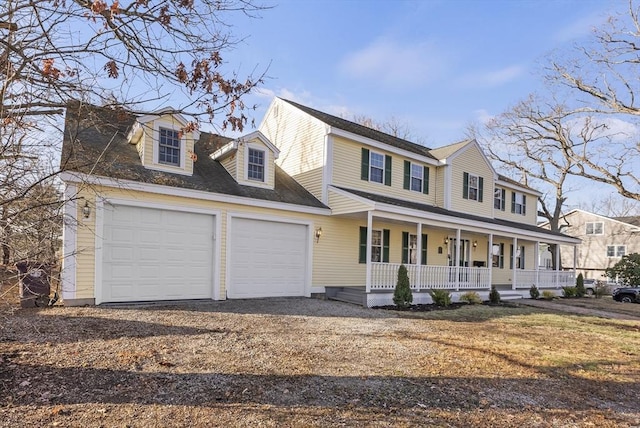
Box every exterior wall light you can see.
[82,201,91,219]
[444,237,449,245]
[315,227,323,243]
[473,240,478,248]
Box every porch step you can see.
[499,293,524,301]
[328,287,366,306]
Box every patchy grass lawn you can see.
[0,279,639,427]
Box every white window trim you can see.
[410,163,423,192]
[247,147,265,182]
[513,192,525,215]
[371,229,383,262]
[586,222,604,235]
[468,173,480,201]
[494,187,505,210]
[151,120,187,173]
[243,142,271,189]
[408,233,418,264]
[607,245,626,258]
[369,151,385,184]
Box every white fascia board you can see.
[495,178,543,197]
[370,203,581,244]
[137,109,201,141]
[59,172,331,216]
[569,208,640,231]
[328,127,441,166]
[210,140,238,160]
[446,139,497,175]
[239,130,281,159]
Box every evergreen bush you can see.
[529,284,540,299]
[489,285,501,304]
[562,286,577,298]
[575,273,586,297]
[393,264,413,307]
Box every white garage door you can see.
[228,218,308,298]
[101,205,214,303]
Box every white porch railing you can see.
[371,263,491,291]
[514,269,575,289]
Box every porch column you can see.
[365,211,372,293]
[488,233,494,289]
[455,228,461,291]
[416,223,422,265]
[535,241,540,288]
[573,245,577,281]
[512,237,518,290]
[553,244,560,288]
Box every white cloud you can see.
[473,109,495,126]
[457,65,525,88]
[552,11,606,42]
[339,38,450,89]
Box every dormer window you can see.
[248,148,265,182]
[159,128,180,166]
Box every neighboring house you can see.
[60,98,580,307]
[540,209,640,281]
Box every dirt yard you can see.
[1,279,639,427]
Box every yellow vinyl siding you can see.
[448,145,493,218]
[220,154,237,179]
[434,165,446,208]
[331,137,436,205]
[260,98,326,200]
[494,189,538,226]
[72,185,332,301]
[328,190,371,215]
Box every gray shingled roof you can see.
[613,216,640,227]
[334,186,577,240]
[281,99,437,159]
[60,103,327,209]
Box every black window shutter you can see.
[401,232,408,264]
[423,166,429,194]
[359,226,367,263]
[463,172,469,199]
[478,176,484,202]
[361,148,369,181]
[421,234,428,265]
[501,189,506,211]
[403,161,410,190]
[384,155,392,186]
[500,243,504,268]
[521,246,525,269]
[511,192,516,213]
[383,229,390,262]
[522,195,526,215]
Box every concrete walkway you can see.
[517,298,640,321]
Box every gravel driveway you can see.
[1,297,639,427]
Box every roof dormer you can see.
[127,108,200,176]
[211,131,280,190]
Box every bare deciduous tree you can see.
[0,0,265,272]
[548,0,640,200]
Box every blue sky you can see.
[217,0,619,147]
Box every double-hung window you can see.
[586,222,603,235]
[510,245,525,269]
[403,161,429,194]
[463,172,483,202]
[369,152,385,184]
[607,245,625,257]
[159,128,180,166]
[494,188,505,210]
[248,148,265,182]
[360,148,392,186]
[512,192,526,215]
[358,227,390,263]
[492,243,504,268]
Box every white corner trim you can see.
[443,164,451,209]
[94,196,104,305]
[59,172,331,216]
[61,183,78,301]
[322,135,333,205]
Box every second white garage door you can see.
[228,218,308,298]
[101,205,215,303]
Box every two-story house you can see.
[540,209,640,282]
[59,98,579,307]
